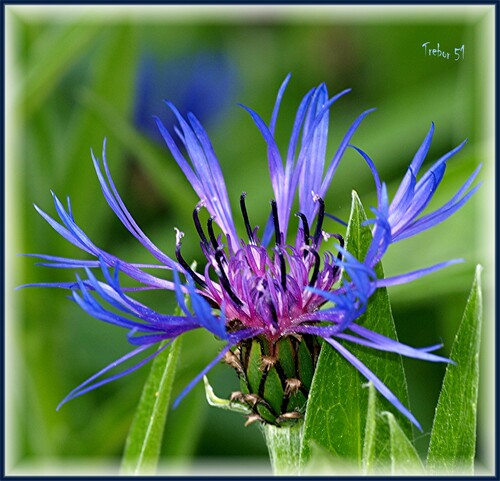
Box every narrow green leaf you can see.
[160,327,220,461]
[17,22,103,118]
[385,412,424,474]
[362,382,377,473]
[426,265,483,474]
[203,376,251,414]
[120,337,182,475]
[301,190,411,468]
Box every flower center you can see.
[175,194,344,341]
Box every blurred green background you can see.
[7,5,494,475]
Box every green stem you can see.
[262,422,303,475]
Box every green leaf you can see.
[120,337,182,475]
[361,382,377,473]
[301,190,411,469]
[385,412,424,474]
[203,376,251,415]
[426,265,483,474]
[301,442,353,475]
[17,22,103,118]
[160,327,220,462]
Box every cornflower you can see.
[23,75,480,430]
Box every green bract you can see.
[226,335,321,426]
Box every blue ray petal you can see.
[57,343,170,410]
[325,337,422,430]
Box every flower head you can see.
[23,75,480,430]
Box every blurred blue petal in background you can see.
[134,50,240,144]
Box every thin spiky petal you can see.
[57,343,170,410]
[375,259,464,287]
[325,337,422,430]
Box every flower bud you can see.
[225,335,321,426]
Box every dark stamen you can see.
[240,193,255,243]
[313,196,325,247]
[295,212,310,246]
[275,246,287,291]
[207,217,219,250]
[268,300,279,330]
[175,243,207,289]
[306,247,321,287]
[270,200,281,246]
[331,233,344,276]
[193,205,209,247]
[214,249,243,307]
[332,233,345,256]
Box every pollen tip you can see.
[223,350,244,373]
[174,227,184,245]
[285,378,302,395]
[260,355,277,371]
[244,414,264,427]
[230,391,245,403]
[243,393,261,407]
[276,411,302,423]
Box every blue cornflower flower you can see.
[23,75,480,430]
